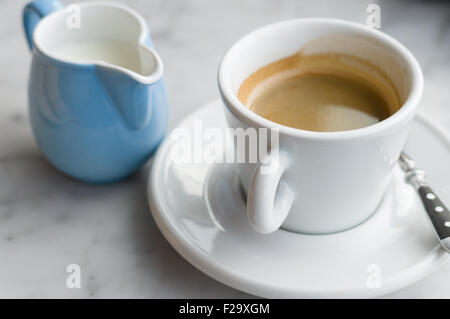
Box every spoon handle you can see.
[417,185,450,252]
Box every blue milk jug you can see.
[22,0,168,183]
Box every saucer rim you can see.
[148,100,449,298]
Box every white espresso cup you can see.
[218,18,423,234]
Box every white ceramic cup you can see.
[218,18,423,234]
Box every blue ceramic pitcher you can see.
[22,0,168,183]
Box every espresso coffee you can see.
[238,53,400,132]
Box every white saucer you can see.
[148,100,450,298]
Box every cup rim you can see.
[218,18,423,140]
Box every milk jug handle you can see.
[23,0,63,50]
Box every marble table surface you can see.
[1,0,450,298]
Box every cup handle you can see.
[247,150,295,234]
[23,0,63,50]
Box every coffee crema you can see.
[237,53,401,132]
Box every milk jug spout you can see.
[96,44,164,130]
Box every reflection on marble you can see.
[0,0,449,298]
